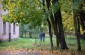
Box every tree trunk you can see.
[29,30,32,38]
[52,0,68,49]
[43,0,53,49]
[73,11,81,51]
[57,10,68,50]
[46,0,51,10]
[80,10,85,30]
[47,18,54,49]
[9,23,11,42]
[46,0,59,48]
[46,0,68,49]
[50,15,59,47]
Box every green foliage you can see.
[2,0,85,32]
[60,0,85,33]
[72,0,83,11]
[2,0,45,28]
[60,0,84,12]
[59,0,71,12]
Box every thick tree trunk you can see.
[46,0,68,49]
[57,10,68,50]
[47,18,54,49]
[52,0,68,50]
[50,15,59,47]
[73,11,81,51]
[46,0,59,48]
[54,17,60,47]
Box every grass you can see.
[0,37,54,50]
[0,36,85,51]
[66,36,85,50]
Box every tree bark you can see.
[73,11,81,51]
[46,0,68,49]
[57,10,68,50]
[80,10,85,30]
[43,0,54,49]
[52,0,68,50]
[47,18,54,49]
[46,0,59,48]
[9,23,11,42]
[50,15,59,47]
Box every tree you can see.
[42,0,54,49]
[45,0,68,50]
[46,0,59,48]
[2,0,44,28]
[72,0,84,51]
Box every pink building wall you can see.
[0,22,19,41]
[0,1,19,41]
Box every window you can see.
[3,22,6,35]
[13,22,15,34]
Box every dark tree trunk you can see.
[46,0,51,10]
[46,0,59,48]
[77,18,81,51]
[9,23,11,42]
[80,10,85,30]
[50,15,59,47]
[54,17,60,47]
[46,0,68,49]
[43,0,54,49]
[73,11,81,51]
[51,0,68,50]
[56,10,68,50]
[72,0,81,51]
[47,18,54,49]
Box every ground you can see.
[0,49,85,55]
[0,36,85,55]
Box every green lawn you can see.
[66,36,85,50]
[0,36,85,51]
[0,37,55,50]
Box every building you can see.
[0,1,19,41]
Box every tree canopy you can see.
[2,0,45,28]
